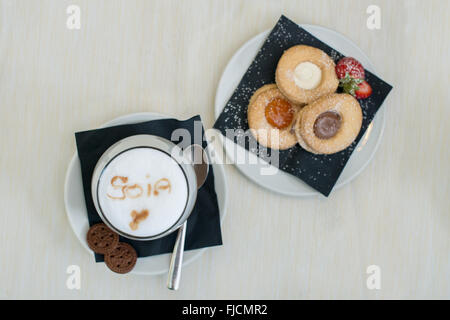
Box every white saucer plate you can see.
[214,25,385,197]
[64,112,228,275]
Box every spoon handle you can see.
[167,221,187,290]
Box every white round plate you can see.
[64,112,228,275]
[215,25,385,197]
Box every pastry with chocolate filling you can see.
[248,84,301,150]
[275,45,339,105]
[294,93,362,154]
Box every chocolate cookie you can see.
[104,242,137,274]
[86,223,119,254]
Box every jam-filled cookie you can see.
[248,84,300,150]
[294,93,362,154]
[275,45,339,105]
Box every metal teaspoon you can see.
[167,144,209,290]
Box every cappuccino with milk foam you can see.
[97,147,189,237]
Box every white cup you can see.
[91,135,198,241]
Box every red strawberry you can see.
[339,74,373,99]
[335,57,365,80]
[355,81,373,99]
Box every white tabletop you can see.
[0,0,448,299]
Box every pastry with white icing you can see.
[276,45,339,105]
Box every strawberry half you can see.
[338,74,373,99]
[355,81,373,99]
[335,57,365,80]
[338,73,363,96]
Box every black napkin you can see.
[75,115,222,262]
[213,15,393,197]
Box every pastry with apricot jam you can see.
[247,84,300,150]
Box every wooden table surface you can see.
[0,0,448,299]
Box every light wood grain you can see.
[0,0,448,299]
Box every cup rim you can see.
[91,134,198,241]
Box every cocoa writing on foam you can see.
[98,148,189,236]
[106,175,172,231]
[129,209,149,231]
[107,175,172,200]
